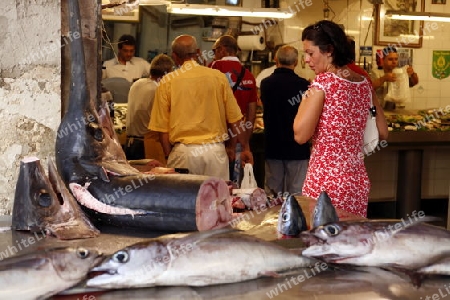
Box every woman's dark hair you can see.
[301,20,353,67]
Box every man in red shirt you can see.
[210,35,258,184]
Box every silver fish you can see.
[301,219,450,272]
[277,195,307,238]
[87,228,315,289]
[312,191,339,228]
[0,246,103,300]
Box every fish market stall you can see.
[3,2,444,298]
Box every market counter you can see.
[387,130,450,146]
[385,130,450,219]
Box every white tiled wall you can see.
[280,0,450,111]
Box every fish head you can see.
[50,247,103,282]
[312,191,339,228]
[12,157,60,231]
[87,241,170,289]
[12,157,100,239]
[277,195,307,238]
[301,222,375,263]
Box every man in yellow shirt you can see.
[149,35,253,180]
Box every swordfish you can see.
[54,0,235,232]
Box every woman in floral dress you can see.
[293,20,388,217]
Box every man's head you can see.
[381,46,398,72]
[276,45,298,69]
[212,35,239,61]
[171,35,199,66]
[117,34,137,63]
[272,44,285,63]
[150,54,174,80]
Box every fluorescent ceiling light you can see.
[167,4,295,19]
[385,10,450,22]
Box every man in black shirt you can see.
[260,45,310,196]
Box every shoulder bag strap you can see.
[369,89,377,118]
[232,65,246,93]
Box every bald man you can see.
[260,45,310,196]
[149,35,253,180]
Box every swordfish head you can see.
[55,0,139,185]
[11,157,100,239]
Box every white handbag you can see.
[363,94,379,154]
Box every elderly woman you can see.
[293,20,388,217]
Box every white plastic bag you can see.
[386,66,411,103]
[240,163,258,189]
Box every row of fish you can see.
[3,191,450,298]
[276,191,450,287]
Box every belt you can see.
[126,135,144,148]
[127,135,144,139]
[173,142,224,147]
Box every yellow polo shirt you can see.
[149,60,243,144]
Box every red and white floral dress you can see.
[302,72,372,217]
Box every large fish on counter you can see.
[54,0,236,232]
[0,246,102,300]
[300,219,450,286]
[12,157,99,239]
[86,228,316,289]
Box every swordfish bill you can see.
[55,0,139,183]
[55,0,234,232]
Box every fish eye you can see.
[324,224,340,236]
[113,250,129,263]
[76,248,90,259]
[282,212,290,221]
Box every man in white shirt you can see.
[102,34,150,83]
[125,54,174,161]
[370,46,419,109]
